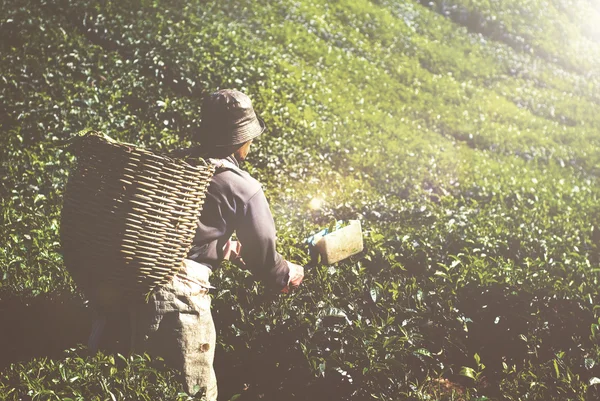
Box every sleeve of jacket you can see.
[236,188,290,290]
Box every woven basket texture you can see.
[60,132,214,309]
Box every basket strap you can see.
[48,127,97,149]
[75,127,95,137]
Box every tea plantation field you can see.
[1,0,600,399]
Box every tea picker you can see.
[61,89,305,400]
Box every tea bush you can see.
[1,0,599,399]
[0,348,200,401]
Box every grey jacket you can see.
[187,156,290,290]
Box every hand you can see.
[222,240,242,260]
[223,240,246,269]
[281,262,304,293]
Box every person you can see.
[127,89,305,400]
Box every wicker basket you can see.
[60,131,214,310]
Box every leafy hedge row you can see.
[0,348,198,401]
[2,0,600,399]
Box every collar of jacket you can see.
[209,155,240,171]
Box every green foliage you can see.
[1,0,600,399]
[0,348,201,401]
